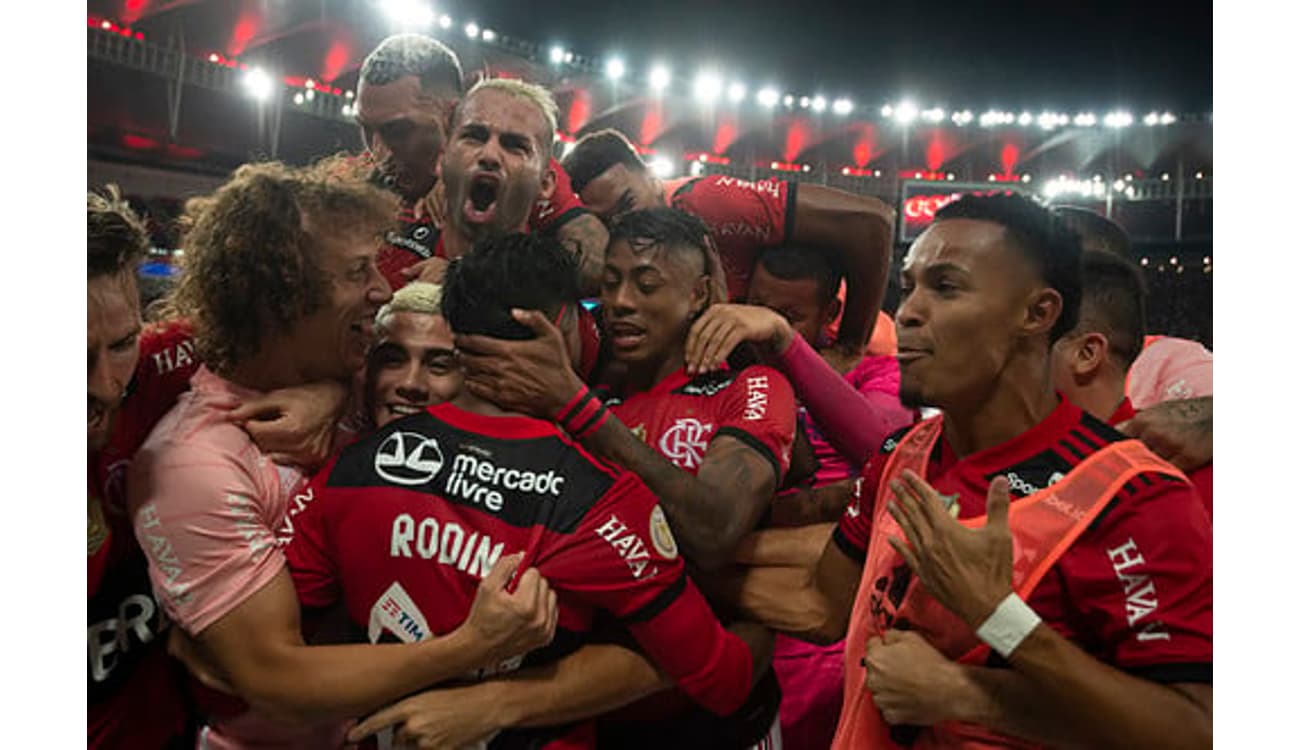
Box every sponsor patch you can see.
[649,505,678,559]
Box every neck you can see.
[222,344,316,393]
[451,388,518,418]
[940,349,1059,458]
[442,227,472,260]
[1068,370,1127,422]
[624,345,687,394]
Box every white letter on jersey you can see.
[391,514,414,558]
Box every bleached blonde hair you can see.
[461,77,558,151]
[376,281,444,328]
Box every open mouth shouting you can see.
[463,172,502,225]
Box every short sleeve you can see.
[128,440,286,636]
[530,157,590,233]
[714,366,798,485]
[284,467,342,610]
[1053,480,1213,682]
[832,457,885,563]
[1127,337,1213,409]
[538,473,754,716]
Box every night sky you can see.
[459,0,1212,111]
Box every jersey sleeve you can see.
[135,319,199,408]
[1054,478,1212,682]
[283,466,342,610]
[529,157,590,233]
[128,438,287,636]
[831,425,911,561]
[714,366,797,485]
[538,473,754,716]
[1127,337,1214,409]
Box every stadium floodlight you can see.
[1073,112,1096,126]
[1160,112,1177,125]
[832,98,853,115]
[1144,112,1160,126]
[1195,171,1204,179]
[605,57,626,81]
[304,89,315,102]
[481,28,497,42]
[650,65,672,91]
[293,92,305,105]
[550,46,566,64]
[922,107,945,123]
[565,51,574,63]
[1022,174,1031,183]
[439,14,452,29]
[379,0,435,28]
[729,82,747,104]
[979,110,1000,127]
[783,94,794,107]
[952,110,973,126]
[648,156,676,179]
[464,22,479,39]
[693,71,723,103]
[241,67,274,101]
[893,101,918,125]
[811,95,826,112]
[1103,111,1132,128]
[1112,179,1125,191]
[757,87,780,108]
[1018,111,1033,126]
[881,104,893,117]
[799,96,811,109]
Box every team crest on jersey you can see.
[658,418,714,470]
[649,505,678,559]
[88,495,109,556]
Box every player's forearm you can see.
[769,482,856,526]
[235,627,493,724]
[577,416,740,570]
[712,564,839,642]
[493,643,670,729]
[968,624,1212,749]
[555,213,609,297]
[807,194,893,348]
[775,335,884,466]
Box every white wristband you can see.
[975,593,1042,659]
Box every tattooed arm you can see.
[1117,396,1212,471]
[555,213,609,297]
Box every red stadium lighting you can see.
[770,161,804,172]
[840,166,874,177]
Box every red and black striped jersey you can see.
[835,396,1212,683]
[286,401,754,745]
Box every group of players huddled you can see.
[89,31,1213,750]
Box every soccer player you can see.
[456,208,799,747]
[562,128,894,353]
[363,281,462,430]
[730,194,1210,748]
[1050,250,1213,518]
[89,187,196,749]
[128,162,557,748]
[356,34,607,292]
[288,232,770,748]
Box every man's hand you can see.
[400,257,450,285]
[228,379,348,468]
[887,472,1013,627]
[1117,397,1212,471]
[455,309,585,420]
[866,629,973,727]
[461,552,558,664]
[685,303,795,374]
[348,683,502,749]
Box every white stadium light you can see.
[1074,112,1096,126]
[811,95,826,112]
[1018,111,1033,126]
[1160,112,1177,125]
[1112,179,1125,191]
[758,88,780,108]
[832,97,853,115]
[550,46,566,64]
[242,67,274,101]
[605,57,626,81]
[650,65,672,91]
[1103,111,1133,128]
[1144,112,1160,126]
[380,0,435,28]
[481,28,497,42]
[439,14,452,29]
[729,82,748,104]
[1021,174,1031,183]
[881,104,893,117]
[464,22,479,39]
[894,101,917,124]
[979,110,1000,127]
[564,51,574,63]
[1195,171,1204,179]
[304,89,315,102]
[922,107,945,123]
[1161,173,1170,181]
[799,96,811,108]
[648,157,677,179]
[293,92,304,105]
[693,71,723,103]
[783,94,794,107]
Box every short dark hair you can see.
[562,129,646,193]
[360,34,464,95]
[756,243,844,305]
[441,233,579,340]
[88,185,150,279]
[1074,250,1147,368]
[934,193,1082,342]
[609,207,729,306]
[1054,206,1131,257]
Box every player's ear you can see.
[1022,285,1063,340]
[538,159,557,202]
